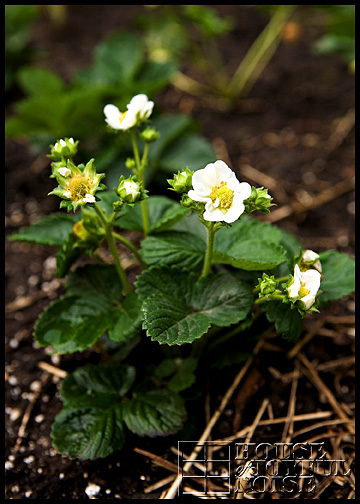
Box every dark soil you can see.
[5,5,355,500]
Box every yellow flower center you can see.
[66,174,92,201]
[119,111,127,123]
[210,181,234,213]
[299,282,310,298]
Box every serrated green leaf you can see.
[140,231,206,270]
[261,300,303,342]
[51,363,135,459]
[51,405,126,460]
[319,250,355,304]
[154,357,198,393]
[158,134,216,173]
[108,293,143,342]
[33,294,114,354]
[8,213,80,246]
[137,267,253,345]
[148,114,196,162]
[60,363,136,409]
[34,265,138,353]
[213,217,287,271]
[117,195,188,234]
[123,388,186,436]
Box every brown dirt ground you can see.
[5,5,355,499]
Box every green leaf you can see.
[51,363,186,459]
[148,114,196,163]
[213,217,287,271]
[261,300,303,342]
[123,388,186,436]
[17,66,65,96]
[158,134,216,173]
[117,195,188,234]
[137,267,253,345]
[319,250,355,304]
[154,357,198,393]
[82,30,143,86]
[108,293,143,343]
[8,213,80,246]
[51,363,136,460]
[34,265,138,353]
[140,231,206,270]
[60,363,136,409]
[51,405,126,460]
[55,231,103,278]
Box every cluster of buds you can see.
[113,175,147,209]
[48,154,105,212]
[257,273,281,298]
[167,167,194,194]
[48,137,78,161]
[243,186,275,214]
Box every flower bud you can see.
[139,126,160,143]
[48,137,78,161]
[115,176,142,204]
[125,158,136,171]
[257,273,279,297]
[244,186,274,214]
[168,168,194,194]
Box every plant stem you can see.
[112,231,147,269]
[105,228,133,295]
[254,294,285,304]
[201,222,216,277]
[276,275,290,284]
[226,5,294,100]
[130,129,149,237]
[94,202,132,295]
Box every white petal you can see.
[302,269,321,294]
[83,193,96,203]
[203,202,226,222]
[236,182,252,201]
[59,139,66,146]
[302,250,319,262]
[58,167,71,177]
[301,293,316,310]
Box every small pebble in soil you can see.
[59,472,65,479]
[25,490,33,498]
[5,460,14,471]
[24,455,35,465]
[85,483,101,499]
[35,413,45,423]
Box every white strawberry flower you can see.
[188,160,251,223]
[104,94,154,131]
[287,264,321,310]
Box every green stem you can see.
[201,222,216,277]
[94,203,132,295]
[112,231,147,269]
[226,5,294,100]
[254,294,285,304]
[276,275,290,284]
[130,129,149,237]
[130,129,141,176]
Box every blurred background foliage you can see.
[5,5,355,190]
